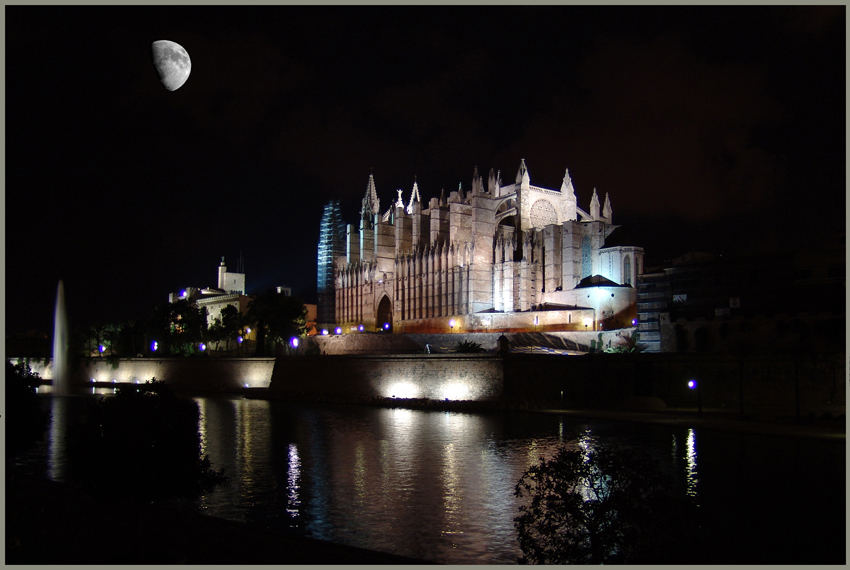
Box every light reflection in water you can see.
[685,428,699,499]
[47,397,69,481]
[287,443,301,517]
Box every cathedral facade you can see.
[319,159,644,333]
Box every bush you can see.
[5,361,49,459]
[455,340,485,353]
[514,444,698,564]
[70,380,225,501]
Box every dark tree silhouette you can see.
[514,444,699,564]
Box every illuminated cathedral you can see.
[317,159,644,333]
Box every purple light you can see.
[688,379,697,390]
[98,344,105,353]
[290,336,300,349]
[151,340,158,352]
[383,323,390,330]
[237,335,243,343]
[335,327,342,335]
[321,329,328,335]
[199,343,206,351]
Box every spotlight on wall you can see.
[449,319,456,330]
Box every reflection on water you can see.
[685,428,699,500]
[20,395,845,564]
[286,443,301,517]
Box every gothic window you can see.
[624,255,632,285]
[529,199,558,228]
[581,236,591,278]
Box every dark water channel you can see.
[18,394,846,564]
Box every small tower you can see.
[406,179,421,215]
[217,256,227,289]
[590,187,601,220]
[361,173,380,228]
[560,168,578,221]
[516,158,530,191]
[602,192,613,223]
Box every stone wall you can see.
[270,354,504,401]
[9,357,276,392]
[309,329,634,355]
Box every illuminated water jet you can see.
[52,280,70,395]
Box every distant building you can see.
[169,257,251,329]
[637,246,845,353]
[322,159,645,333]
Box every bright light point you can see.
[90,377,95,383]
[199,343,206,351]
[246,327,251,334]
[151,340,159,352]
[290,337,300,348]
[688,379,697,390]
[632,319,638,326]
[335,327,342,334]
[358,324,364,331]
[449,319,456,328]
[98,344,105,353]
[237,335,243,343]
[244,383,250,388]
[321,329,329,335]
[387,381,419,399]
[441,382,470,401]
[383,323,390,330]
[180,289,187,297]
[112,379,116,383]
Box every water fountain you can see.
[52,280,70,395]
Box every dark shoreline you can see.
[6,468,433,565]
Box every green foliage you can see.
[5,361,49,459]
[514,444,697,564]
[455,340,485,353]
[246,290,307,356]
[603,331,645,353]
[146,300,208,356]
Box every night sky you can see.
[5,5,845,336]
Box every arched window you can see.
[581,237,591,278]
[623,255,632,286]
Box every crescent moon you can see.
[151,40,191,92]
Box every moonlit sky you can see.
[5,5,845,335]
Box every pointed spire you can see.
[488,168,498,195]
[590,187,601,220]
[602,192,613,222]
[406,179,421,215]
[395,188,405,209]
[560,168,575,194]
[516,158,530,186]
[457,181,465,202]
[472,165,483,195]
[361,173,380,216]
[439,187,446,206]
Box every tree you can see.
[146,300,207,356]
[245,290,307,356]
[514,444,698,564]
